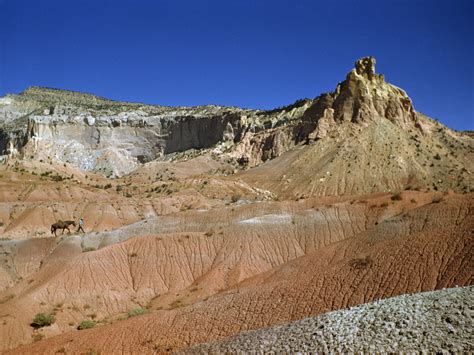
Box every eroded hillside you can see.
[0,57,472,353]
[1,57,473,195]
[1,192,472,352]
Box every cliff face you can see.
[0,86,309,176]
[0,57,471,186]
[0,91,251,176]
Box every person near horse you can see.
[77,217,85,233]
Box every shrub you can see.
[127,307,149,318]
[230,194,241,203]
[31,312,55,328]
[51,175,64,182]
[391,192,402,201]
[432,196,443,203]
[78,319,96,330]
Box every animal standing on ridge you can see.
[51,220,76,237]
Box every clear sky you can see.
[0,0,472,130]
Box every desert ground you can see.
[0,57,472,353]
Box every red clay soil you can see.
[1,191,407,350]
[7,193,473,354]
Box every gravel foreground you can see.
[185,286,473,353]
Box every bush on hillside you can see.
[31,312,55,328]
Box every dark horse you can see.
[51,220,76,237]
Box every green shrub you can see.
[127,307,149,318]
[78,319,96,330]
[31,312,55,328]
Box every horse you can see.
[51,220,76,237]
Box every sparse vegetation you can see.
[432,196,443,204]
[391,192,402,201]
[231,194,241,203]
[51,175,64,182]
[127,307,149,318]
[168,299,184,310]
[78,319,96,330]
[32,333,44,342]
[31,312,55,328]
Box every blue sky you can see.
[0,0,472,130]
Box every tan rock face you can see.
[355,56,376,79]
[331,56,416,126]
[0,57,472,196]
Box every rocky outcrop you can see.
[0,57,448,176]
[309,56,417,128]
[230,56,422,166]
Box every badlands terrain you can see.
[0,57,472,353]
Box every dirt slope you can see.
[1,191,411,350]
[240,119,474,199]
[186,286,474,353]
[8,193,472,354]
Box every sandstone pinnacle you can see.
[355,56,376,80]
